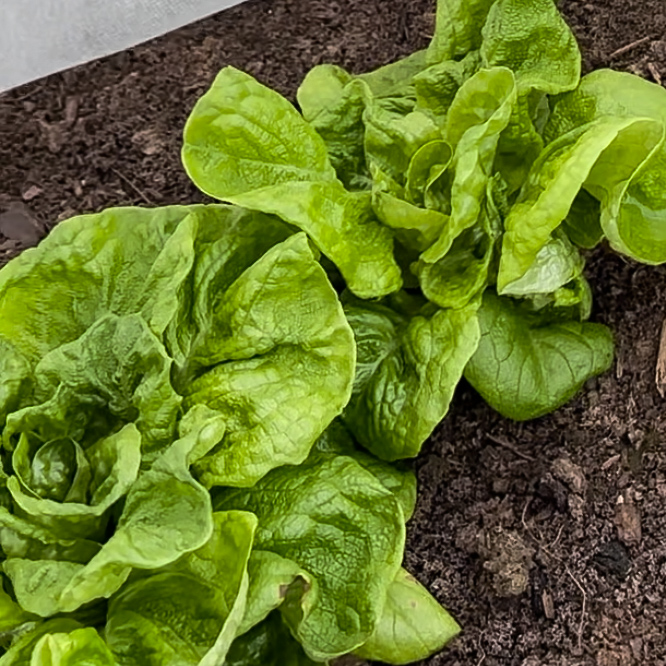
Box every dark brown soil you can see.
[1,1,666,664]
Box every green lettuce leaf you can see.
[0,621,83,666]
[464,292,614,420]
[174,233,356,487]
[105,511,256,666]
[422,67,516,264]
[2,427,214,617]
[213,455,405,660]
[227,613,321,666]
[311,420,417,520]
[417,178,502,309]
[182,67,401,298]
[4,314,180,457]
[354,568,460,664]
[414,52,481,123]
[426,0,495,63]
[30,628,116,666]
[498,116,663,291]
[341,297,480,460]
[5,424,141,540]
[480,0,581,94]
[297,67,370,189]
[546,69,666,263]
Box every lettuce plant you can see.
[1,0,665,663]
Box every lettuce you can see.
[2,0,664,662]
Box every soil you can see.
[1,0,666,664]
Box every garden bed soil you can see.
[1,1,666,664]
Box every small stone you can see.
[615,491,642,547]
[21,184,43,201]
[0,203,43,245]
[552,457,587,494]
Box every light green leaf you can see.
[0,206,199,364]
[498,116,662,292]
[5,314,180,456]
[182,68,400,297]
[364,104,441,188]
[311,420,417,521]
[175,234,355,487]
[106,511,256,666]
[464,292,614,420]
[426,0,495,63]
[183,67,336,194]
[422,67,516,264]
[342,298,480,460]
[354,568,460,664]
[30,628,116,666]
[0,581,35,635]
[238,550,305,637]
[480,0,581,94]
[417,182,501,309]
[546,69,666,264]
[0,620,81,666]
[500,232,585,298]
[6,424,141,541]
[297,68,370,189]
[414,52,481,122]
[357,50,428,98]
[4,430,213,616]
[213,456,405,660]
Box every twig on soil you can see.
[110,168,155,205]
[487,434,536,462]
[655,317,666,398]
[648,62,663,86]
[566,568,588,651]
[608,36,651,59]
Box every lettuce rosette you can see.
[0,204,458,664]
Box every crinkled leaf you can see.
[417,183,501,309]
[106,511,256,666]
[311,420,417,521]
[6,424,141,541]
[175,234,355,487]
[414,52,481,122]
[0,620,82,666]
[297,68,370,189]
[0,206,198,363]
[213,456,405,660]
[480,0,581,94]
[31,628,116,666]
[182,68,400,297]
[5,314,180,456]
[498,116,662,291]
[4,430,213,616]
[342,298,480,460]
[546,69,666,264]
[354,568,460,665]
[423,67,516,264]
[464,292,614,420]
[426,0,495,63]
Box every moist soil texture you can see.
[1,1,666,664]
